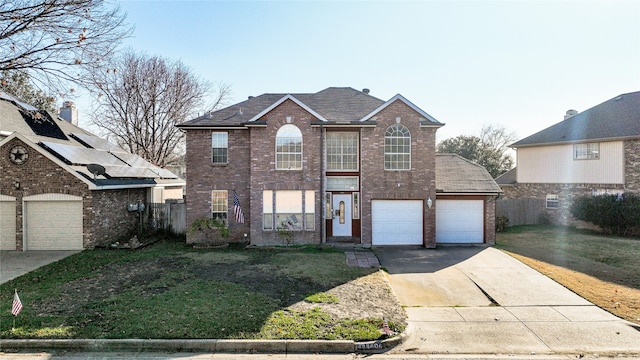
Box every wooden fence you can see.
[496,198,546,226]
[146,200,187,235]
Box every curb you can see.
[0,335,403,354]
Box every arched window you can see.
[384,124,411,170]
[276,124,302,170]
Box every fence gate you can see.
[146,201,186,234]
[496,198,546,226]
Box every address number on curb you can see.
[355,341,383,351]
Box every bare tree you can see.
[437,124,517,178]
[0,0,132,95]
[88,51,230,167]
[1,69,57,111]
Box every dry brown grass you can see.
[496,225,640,325]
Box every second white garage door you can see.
[1,195,16,250]
[372,200,423,245]
[436,199,484,244]
[24,194,84,250]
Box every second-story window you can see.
[276,124,302,170]
[574,143,599,160]
[384,124,411,170]
[211,132,228,164]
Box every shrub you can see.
[570,193,640,236]
[495,216,509,232]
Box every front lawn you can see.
[496,225,640,324]
[0,236,405,340]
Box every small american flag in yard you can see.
[12,290,22,316]
[233,190,245,223]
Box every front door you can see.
[332,194,352,236]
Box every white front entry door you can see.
[332,194,352,236]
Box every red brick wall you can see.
[360,100,438,247]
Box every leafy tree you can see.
[0,0,132,95]
[87,50,230,167]
[437,125,516,178]
[1,70,57,112]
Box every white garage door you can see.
[436,200,484,243]
[24,194,83,250]
[1,195,16,250]
[372,200,423,245]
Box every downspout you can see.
[320,124,325,245]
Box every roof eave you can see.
[247,94,328,123]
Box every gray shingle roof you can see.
[436,154,502,193]
[494,167,517,185]
[511,91,640,147]
[178,87,440,127]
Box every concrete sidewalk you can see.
[0,250,80,284]
[375,246,640,356]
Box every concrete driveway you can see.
[0,250,80,284]
[375,246,640,356]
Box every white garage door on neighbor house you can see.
[0,195,16,250]
[24,194,84,250]
[372,200,423,245]
[436,199,484,243]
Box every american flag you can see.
[12,290,22,316]
[233,190,245,223]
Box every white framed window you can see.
[276,190,303,230]
[211,132,228,164]
[326,132,358,171]
[211,190,228,222]
[574,143,599,160]
[546,194,559,209]
[324,192,332,219]
[352,192,360,219]
[263,190,273,230]
[263,190,315,231]
[276,124,302,170]
[326,176,359,191]
[384,124,411,170]
[305,190,315,231]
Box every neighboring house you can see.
[499,91,640,224]
[0,91,185,251]
[177,87,500,247]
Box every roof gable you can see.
[435,154,502,193]
[512,91,640,147]
[360,94,444,126]
[247,94,328,122]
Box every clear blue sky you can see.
[78,0,640,143]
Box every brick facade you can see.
[1,138,148,250]
[360,100,437,247]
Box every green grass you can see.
[0,236,393,340]
[496,225,640,288]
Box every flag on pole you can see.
[233,190,245,223]
[12,290,22,316]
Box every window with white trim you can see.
[211,190,228,222]
[574,143,599,160]
[211,132,228,164]
[326,132,358,171]
[546,194,559,209]
[384,124,411,170]
[262,190,315,231]
[276,124,302,170]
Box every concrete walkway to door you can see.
[0,250,80,284]
[375,246,640,356]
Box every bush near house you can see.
[570,194,640,236]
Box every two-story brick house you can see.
[497,91,640,224]
[178,87,500,247]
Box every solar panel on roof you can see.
[40,141,127,166]
[70,133,124,152]
[21,110,67,140]
[0,91,38,111]
[110,151,152,168]
[102,165,159,178]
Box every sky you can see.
[76,0,640,143]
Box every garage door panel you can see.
[372,200,423,245]
[26,200,83,250]
[436,200,484,244]
[1,199,16,250]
